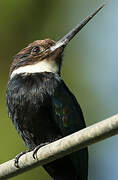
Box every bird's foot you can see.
[14,150,31,168]
[33,137,62,159]
[33,142,49,159]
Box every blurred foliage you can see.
[0,0,118,180]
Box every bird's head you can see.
[10,3,105,79]
[10,39,64,78]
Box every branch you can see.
[0,114,118,179]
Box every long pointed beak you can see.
[50,2,106,52]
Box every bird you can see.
[6,3,105,180]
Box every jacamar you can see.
[6,3,105,180]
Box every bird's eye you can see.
[32,46,40,54]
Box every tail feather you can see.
[43,151,88,180]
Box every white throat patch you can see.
[10,59,59,79]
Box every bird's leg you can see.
[14,149,32,168]
[33,142,50,159]
[15,139,59,168]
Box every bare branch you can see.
[0,114,118,179]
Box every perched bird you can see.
[6,3,105,180]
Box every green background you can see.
[0,0,118,179]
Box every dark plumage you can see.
[6,72,88,180]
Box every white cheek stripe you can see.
[10,59,59,79]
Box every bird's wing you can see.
[51,80,86,136]
[50,80,88,179]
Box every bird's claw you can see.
[14,150,30,168]
[33,142,49,159]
